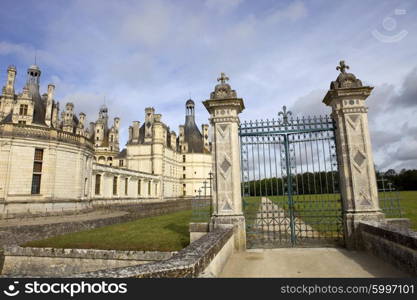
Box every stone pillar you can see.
[323,61,385,249]
[203,73,246,251]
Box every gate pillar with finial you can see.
[323,61,385,249]
[203,73,246,251]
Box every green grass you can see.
[243,191,417,232]
[20,191,417,252]
[23,210,192,252]
[398,191,417,230]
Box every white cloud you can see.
[1,0,416,169]
[265,1,308,23]
[204,0,243,15]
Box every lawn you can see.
[398,191,417,230]
[243,191,417,231]
[23,210,192,252]
[21,192,417,252]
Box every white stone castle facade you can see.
[0,64,212,217]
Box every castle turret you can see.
[3,65,16,95]
[76,112,86,135]
[62,102,74,133]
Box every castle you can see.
[0,64,212,217]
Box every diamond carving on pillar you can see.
[222,200,232,211]
[220,124,228,132]
[354,151,366,167]
[349,114,360,123]
[359,190,372,206]
[220,158,231,174]
[347,114,360,130]
[218,124,229,139]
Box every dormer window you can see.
[19,104,28,115]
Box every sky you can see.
[0,0,416,171]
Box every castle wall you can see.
[91,163,161,206]
[183,153,212,196]
[0,124,94,217]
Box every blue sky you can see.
[1,0,416,170]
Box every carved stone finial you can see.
[330,60,363,90]
[210,72,237,100]
[217,72,229,84]
[336,60,349,74]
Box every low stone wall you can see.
[189,222,210,243]
[72,227,234,278]
[0,198,191,248]
[2,246,175,276]
[359,221,417,276]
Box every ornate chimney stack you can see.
[45,84,55,127]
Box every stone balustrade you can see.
[0,123,94,150]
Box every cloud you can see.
[0,0,416,170]
[395,67,417,107]
[265,1,308,23]
[204,0,243,15]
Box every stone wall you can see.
[72,227,234,278]
[359,221,417,276]
[0,198,191,248]
[2,247,175,276]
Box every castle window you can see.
[183,166,186,171]
[125,178,128,195]
[95,174,101,195]
[31,148,43,194]
[183,155,186,162]
[113,176,118,195]
[183,174,186,179]
[119,160,124,167]
[84,178,88,196]
[137,180,141,195]
[18,121,26,125]
[19,104,28,115]
[155,183,158,195]
[148,181,151,196]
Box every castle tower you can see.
[182,99,204,153]
[98,104,109,129]
[26,64,46,125]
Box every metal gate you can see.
[239,106,343,248]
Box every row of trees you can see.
[243,169,417,196]
[377,169,417,191]
[242,171,340,196]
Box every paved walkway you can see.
[219,248,409,278]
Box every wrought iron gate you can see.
[239,106,343,248]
